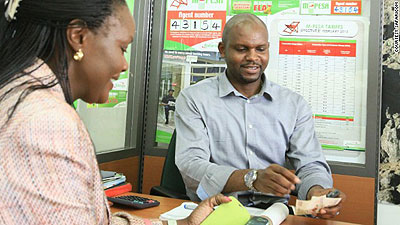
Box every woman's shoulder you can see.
[25,87,78,121]
[0,62,75,123]
[3,85,83,135]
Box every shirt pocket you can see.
[255,121,289,159]
[206,116,230,142]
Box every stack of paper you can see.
[101,170,126,189]
[160,202,198,220]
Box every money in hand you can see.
[295,195,341,215]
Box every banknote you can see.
[295,195,341,215]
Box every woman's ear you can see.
[218,42,226,58]
[66,19,89,52]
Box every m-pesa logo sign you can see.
[278,20,358,37]
[303,2,330,9]
[283,22,300,34]
[300,0,331,15]
[300,0,361,15]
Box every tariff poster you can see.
[268,15,369,156]
[165,0,226,52]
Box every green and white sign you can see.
[300,0,331,15]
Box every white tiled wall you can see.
[377,203,400,225]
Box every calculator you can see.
[107,195,160,209]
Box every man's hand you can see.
[178,194,231,225]
[307,186,346,219]
[253,164,301,197]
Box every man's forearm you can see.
[223,169,252,193]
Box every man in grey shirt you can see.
[175,13,345,219]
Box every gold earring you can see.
[73,49,84,61]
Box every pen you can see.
[184,204,197,210]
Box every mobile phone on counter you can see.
[245,216,271,225]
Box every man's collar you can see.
[218,72,274,100]
[260,75,274,100]
[218,72,238,97]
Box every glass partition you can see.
[76,0,136,153]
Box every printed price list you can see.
[277,39,357,118]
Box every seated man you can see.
[175,13,345,219]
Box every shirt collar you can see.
[218,72,274,100]
[218,71,237,97]
[260,75,274,100]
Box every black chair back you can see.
[150,130,189,200]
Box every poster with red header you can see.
[331,0,362,15]
[165,0,226,52]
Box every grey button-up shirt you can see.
[175,72,332,202]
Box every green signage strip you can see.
[271,0,299,15]
[322,144,366,151]
[279,37,357,43]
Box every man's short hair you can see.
[222,13,268,44]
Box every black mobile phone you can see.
[326,189,340,198]
[245,216,270,225]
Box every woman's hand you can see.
[178,194,231,225]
